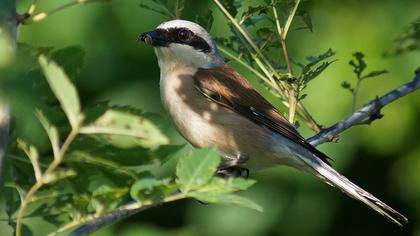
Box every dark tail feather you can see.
[298,152,408,226]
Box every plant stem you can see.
[213,0,321,131]
[15,126,80,236]
[218,47,273,86]
[352,78,362,112]
[272,1,298,123]
[212,0,285,91]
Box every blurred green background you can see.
[6,0,420,235]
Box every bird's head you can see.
[139,20,224,69]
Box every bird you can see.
[139,19,408,226]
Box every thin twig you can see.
[308,70,420,146]
[272,0,299,123]
[15,126,80,236]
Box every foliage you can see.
[0,48,258,235]
[387,17,420,55]
[341,52,388,112]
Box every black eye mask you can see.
[154,27,212,53]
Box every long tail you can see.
[296,151,408,226]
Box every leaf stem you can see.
[15,126,80,236]
[272,0,298,123]
[352,78,362,112]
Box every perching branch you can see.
[0,0,16,184]
[308,69,420,146]
[68,204,151,236]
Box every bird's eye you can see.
[178,29,192,42]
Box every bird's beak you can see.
[138,30,167,47]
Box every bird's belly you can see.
[169,103,280,169]
[160,75,289,170]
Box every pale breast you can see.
[159,69,287,170]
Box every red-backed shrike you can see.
[139,20,407,225]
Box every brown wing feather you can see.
[193,65,331,165]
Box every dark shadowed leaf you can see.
[297,9,313,32]
[196,10,214,31]
[387,17,420,55]
[349,51,366,79]
[220,0,239,17]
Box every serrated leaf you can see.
[80,109,169,149]
[301,60,336,84]
[349,51,366,79]
[187,192,262,212]
[305,48,335,65]
[361,70,388,80]
[38,55,82,128]
[196,10,214,31]
[176,147,220,193]
[35,109,60,156]
[130,177,171,201]
[297,9,313,32]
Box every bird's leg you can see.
[216,154,250,179]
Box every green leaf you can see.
[38,55,82,128]
[361,70,389,80]
[196,177,256,193]
[196,10,214,31]
[35,109,60,156]
[187,192,262,212]
[297,9,313,32]
[42,169,77,184]
[80,109,169,149]
[17,139,42,181]
[91,185,128,214]
[299,49,336,85]
[176,147,220,193]
[349,51,366,79]
[130,177,172,201]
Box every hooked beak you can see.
[138,30,167,47]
